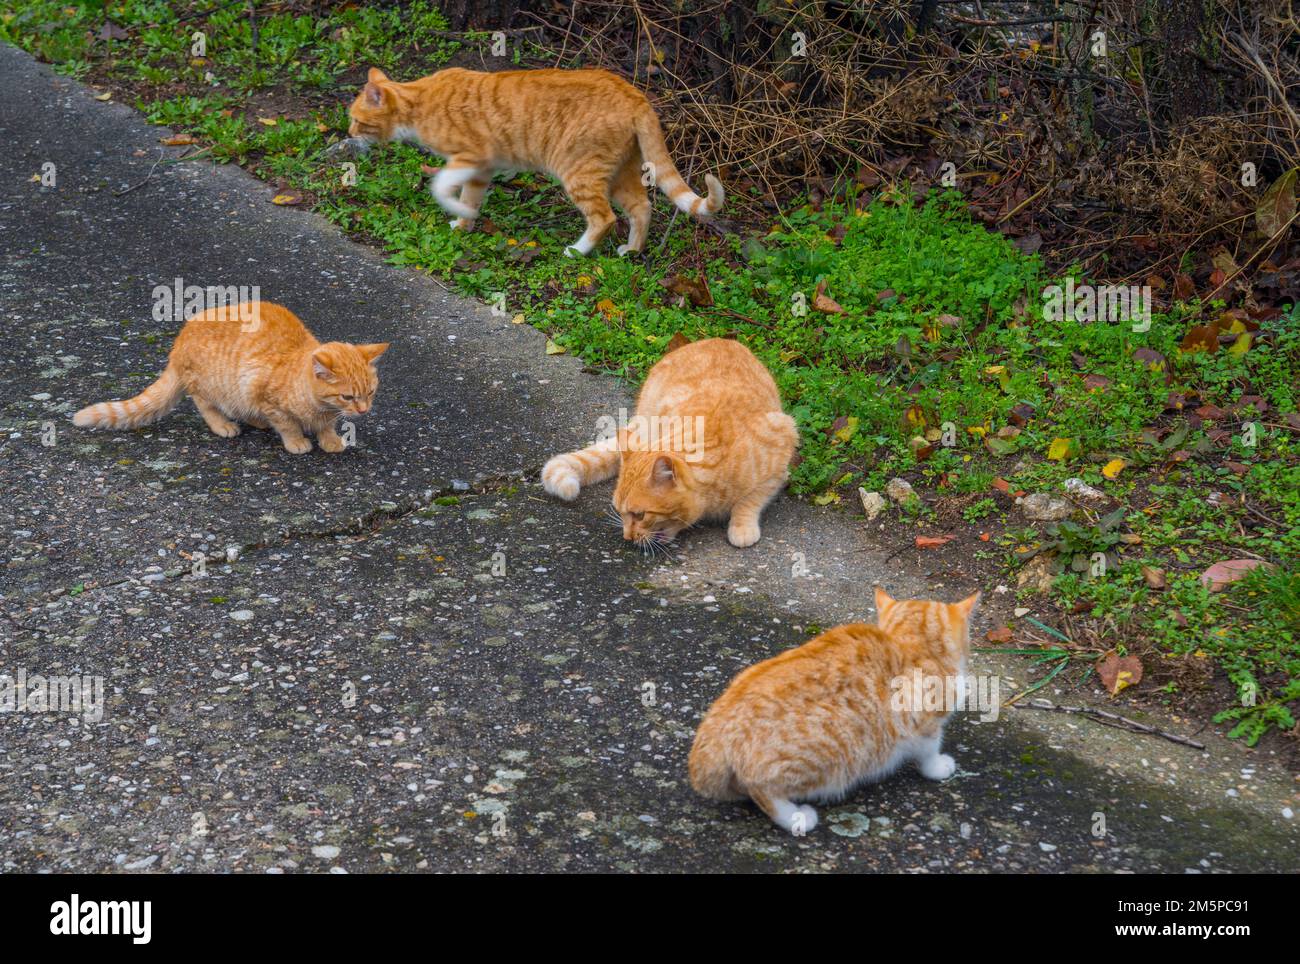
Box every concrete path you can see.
[1,43,1296,872]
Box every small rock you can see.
[885,478,915,504]
[229,609,254,622]
[225,545,241,563]
[124,855,157,870]
[858,488,887,521]
[1039,842,1057,853]
[1064,477,1107,507]
[1016,493,1074,521]
[311,845,340,859]
[1017,555,1057,594]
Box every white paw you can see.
[920,753,956,781]
[727,521,761,548]
[449,218,474,231]
[212,423,240,438]
[563,245,584,259]
[541,458,580,501]
[616,243,640,257]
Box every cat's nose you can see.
[355,401,370,414]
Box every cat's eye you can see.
[629,511,645,521]
[341,394,354,401]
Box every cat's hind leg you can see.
[726,474,788,548]
[561,165,618,257]
[749,788,818,836]
[914,733,957,780]
[450,175,491,231]
[432,157,487,222]
[611,156,651,256]
[192,395,240,438]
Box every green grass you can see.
[4,0,1298,741]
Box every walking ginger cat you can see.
[337,67,724,257]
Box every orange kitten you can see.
[341,67,723,257]
[541,338,797,548]
[689,589,981,833]
[73,301,388,454]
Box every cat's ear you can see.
[364,68,391,107]
[651,455,678,487]
[357,342,389,363]
[954,591,982,621]
[312,350,339,382]
[874,587,894,615]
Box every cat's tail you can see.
[73,368,184,430]
[634,110,724,219]
[688,731,742,800]
[541,435,622,501]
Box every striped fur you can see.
[689,590,981,834]
[73,368,182,429]
[345,66,723,257]
[73,302,388,454]
[541,436,621,501]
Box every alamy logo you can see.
[50,894,151,944]
[595,408,706,462]
[1041,278,1151,331]
[152,277,261,329]
[0,668,104,724]
[889,670,1001,722]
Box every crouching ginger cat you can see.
[542,338,797,548]
[74,302,388,455]
[339,67,724,257]
[688,589,981,834]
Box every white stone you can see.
[858,488,887,520]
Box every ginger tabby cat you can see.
[340,67,724,257]
[689,589,981,834]
[74,302,388,455]
[542,338,797,548]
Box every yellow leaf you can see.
[94,91,112,101]
[545,339,565,355]
[813,490,841,506]
[1101,458,1126,479]
[834,416,859,443]
[1227,331,1252,357]
[983,364,1011,392]
[510,313,524,325]
[596,298,622,321]
[257,117,278,126]
[270,194,300,206]
[966,425,988,438]
[1047,437,1076,461]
